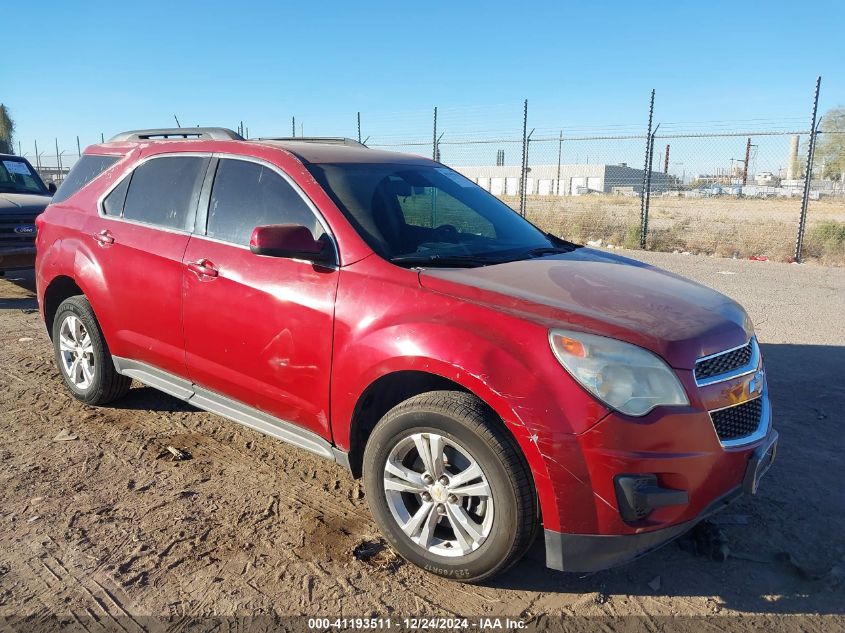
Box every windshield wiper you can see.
[519,245,579,259]
[389,253,506,268]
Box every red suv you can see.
[35,128,777,582]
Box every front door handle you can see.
[187,258,219,278]
[93,229,114,245]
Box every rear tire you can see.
[52,296,131,405]
[363,391,537,583]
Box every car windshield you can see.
[0,158,48,195]
[305,162,564,266]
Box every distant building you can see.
[755,171,780,186]
[453,163,673,196]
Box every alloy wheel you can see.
[58,314,95,390]
[382,432,494,557]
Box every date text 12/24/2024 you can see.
[307,617,528,630]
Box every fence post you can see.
[795,75,822,263]
[77,136,81,157]
[556,131,563,195]
[357,112,362,144]
[643,124,660,243]
[432,107,438,160]
[34,140,40,171]
[639,89,655,248]
[292,116,296,137]
[519,99,529,216]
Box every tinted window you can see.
[103,176,130,216]
[394,178,495,237]
[305,163,552,260]
[206,158,320,245]
[52,155,119,203]
[123,156,207,230]
[0,158,47,195]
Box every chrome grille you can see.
[695,339,754,383]
[0,215,38,246]
[711,397,763,441]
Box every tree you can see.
[0,104,14,154]
[815,106,845,182]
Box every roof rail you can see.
[108,127,244,142]
[257,137,367,147]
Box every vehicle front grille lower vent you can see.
[710,397,763,441]
[695,339,753,382]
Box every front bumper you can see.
[544,429,778,572]
[0,246,36,271]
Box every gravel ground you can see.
[0,251,843,631]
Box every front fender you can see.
[332,324,564,530]
[332,258,613,533]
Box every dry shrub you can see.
[516,194,845,265]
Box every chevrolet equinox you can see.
[35,128,777,582]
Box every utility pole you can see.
[742,137,751,185]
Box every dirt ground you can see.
[0,251,843,632]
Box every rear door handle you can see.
[93,229,114,245]
[187,258,219,278]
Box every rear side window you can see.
[123,156,208,230]
[52,155,119,204]
[103,176,130,216]
[206,158,320,245]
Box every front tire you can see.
[52,296,131,405]
[363,391,537,583]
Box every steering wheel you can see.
[433,224,459,241]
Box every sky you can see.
[5,0,843,170]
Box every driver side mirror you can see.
[47,182,57,195]
[249,224,333,264]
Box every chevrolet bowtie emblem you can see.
[748,369,765,396]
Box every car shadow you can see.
[110,386,199,414]
[489,343,845,616]
[0,270,38,311]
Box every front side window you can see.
[0,158,49,196]
[51,155,118,203]
[206,158,321,246]
[305,162,556,265]
[123,156,208,230]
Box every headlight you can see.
[549,329,689,416]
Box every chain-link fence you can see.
[368,128,844,265]
[17,78,845,264]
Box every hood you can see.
[418,248,752,369]
[0,193,52,215]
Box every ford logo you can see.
[14,225,36,235]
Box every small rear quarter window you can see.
[103,176,130,216]
[52,155,120,204]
